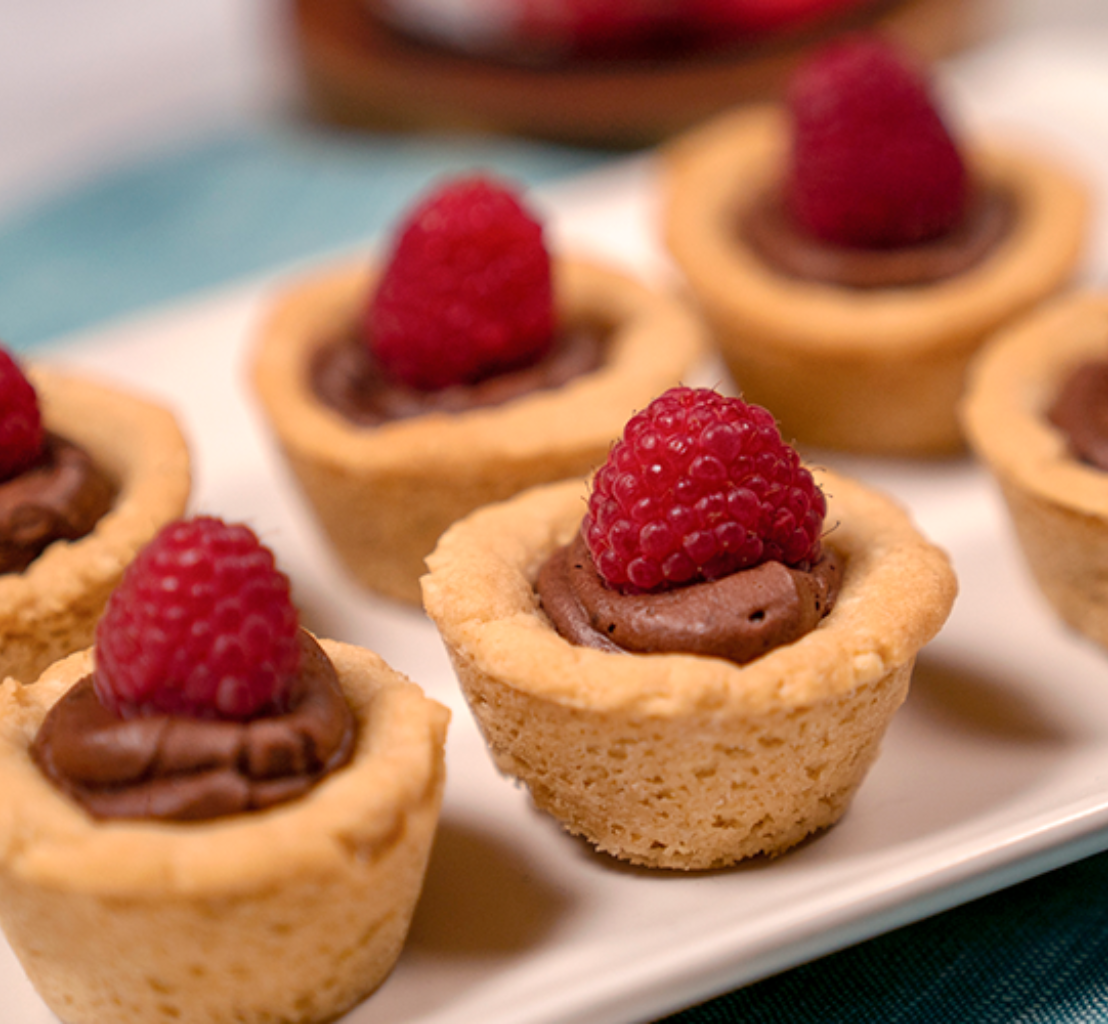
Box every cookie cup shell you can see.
[422,472,956,870]
[663,106,1088,456]
[251,256,708,605]
[961,292,1108,650]
[0,638,449,1024]
[0,369,191,683]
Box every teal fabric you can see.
[663,851,1108,1023]
[0,123,607,351]
[4,123,1108,1024]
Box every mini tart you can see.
[0,369,190,684]
[251,256,707,605]
[961,291,1108,651]
[663,106,1089,456]
[422,471,956,870]
[0,638,449,1024]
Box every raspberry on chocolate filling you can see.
[31,516,356,822]
[741,34,1014,288]
[311,322,607,425]
[311,174,606,423]
[0,348,116,574]
[742,184,1015,289]
[537,387,842,665]
[32,632,354,822]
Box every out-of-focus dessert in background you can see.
[288,0,988,145]
[961,292,1108,654]
[662,33,1088,456]
[251,173,707,604]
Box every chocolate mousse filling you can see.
[742,183,1015,289]
[1048,355,1108,472]
[31,632,356,822]
[538,530,842,665]
[311,325,607,424]
[0,432,117,574]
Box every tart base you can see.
[453,641,913,869]
[0,371,190,684]
[251,257,706,605]
[663,107,1088,456]
[962,292,1108,651]
[0,639,449,1024]
[422,472,956,870]
[290,0,986,147]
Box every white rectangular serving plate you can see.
[6,32,1108,1024]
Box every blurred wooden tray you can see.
[289,0,989,147]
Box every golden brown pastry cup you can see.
[422,470,956,870]
[961,291,1108,650]
[0,638,449,1024]
[663,106,1089,456]
[251,256,708,605]
[0,369,191,683]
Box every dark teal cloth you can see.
[664,851,1108,1022]
[4,124,1107,1024]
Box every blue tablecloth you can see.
[665,852,1108,1022]
[3,122,1108,1024]
[0,125,604,350]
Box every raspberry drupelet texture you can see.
[367,174,555,391]
[0,346,44,482]
[94,516,302,721]
[785,33,967,248]
[583,387,826,593]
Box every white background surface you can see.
[0,0,290,218]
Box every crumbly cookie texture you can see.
[0,369,190,683]
[252,256,707,604]
[0,638,449,1024]
[663,106,1088,456]
[962,291,1108,651]
[422,471,956,870]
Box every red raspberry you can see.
[687,0,867,34]
[515,0,669,57]
[0,347,44,482]
[785,33,967,248]
[94,516,301,721]
[583,387,826,593]
[367,175,554,391]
